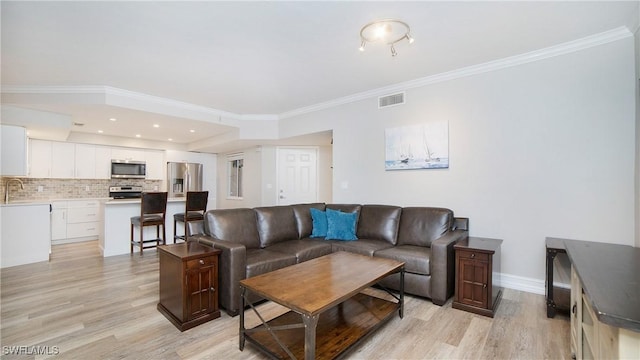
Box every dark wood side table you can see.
[157,242,222,331]
[545,237,570,318]
[453,236,503,317]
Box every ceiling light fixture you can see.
[109,118,117,122]
[153,124,159,128]
[135,134,141,138]
[359,19,413,57]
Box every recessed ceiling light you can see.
[98,130,103,133]
[135,134,141,138]
[153,124,159,128]
[189,129,195,133]
[109,118,117,121]
[168,138,173,141]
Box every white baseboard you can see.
[495,273,546,295]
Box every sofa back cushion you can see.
[291,203,326,239]
[397,207,453,247]
[356,205,402,245]
[204,208,260,249]
[254,206,299,248]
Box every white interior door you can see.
[277,147,318,205]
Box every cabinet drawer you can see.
[67,200,100,208]
[67,207,100,223]
[457,250,489,261]
[66,222,100,238]
[186,256,217,270]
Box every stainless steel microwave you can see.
[111,160,146,179]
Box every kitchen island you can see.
[101,198,187,257]
[0,202,51,268]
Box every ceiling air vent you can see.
[378,92,405,108]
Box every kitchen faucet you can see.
[4,178,24,203]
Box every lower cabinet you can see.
[571,266,640,359]
[51,200,102,244]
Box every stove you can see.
[109,186,143,199]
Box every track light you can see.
[359,19,413,56]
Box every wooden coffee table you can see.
[239,251,405,360]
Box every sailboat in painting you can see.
[385,122,449,170]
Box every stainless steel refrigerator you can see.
[167,162,203,198]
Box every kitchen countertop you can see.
[2,197,186,206]
[554,238,640,333]
[105,198,185,205]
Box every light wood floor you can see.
[0,241,571,359]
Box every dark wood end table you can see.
[453,236,503,318]
[157,242,222,331]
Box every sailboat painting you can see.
[385,122,449,170]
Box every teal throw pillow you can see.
[325,208,358,241]
[310,208,328,238]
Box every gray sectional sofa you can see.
[189,203,469,316]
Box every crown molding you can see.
[279,26,633,119]
[2,26,632,123]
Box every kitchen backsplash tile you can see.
[0,177,163,202]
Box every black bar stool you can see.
[173,191,208,243]
[130,192,168,254]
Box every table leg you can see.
[546,248,558,318]
[239,287,246,350]
[302,314,319,360]
[399,267,405,319]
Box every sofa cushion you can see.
[245,248,297,279]
[309,208,328,238]
[292,203,326,239]
[325,209,358,241]
[204,208,260,249]
[356,205,402,245]
[397,207,453,247]
[326,204,362,215]
[375,245,432,275]
[329,239,393,256]
[254,206,299,248]
[267,239,333,263]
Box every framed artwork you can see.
[385,122,449,170]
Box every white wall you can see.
[280,36,637,284]
[216,144,333,209]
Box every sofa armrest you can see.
[188,235,246,316]
[430,229,468,305]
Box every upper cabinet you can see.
[111,147,145,162]
[0,125,27,176]
[145,150,165,180]
[28,140,166,180]
[75,144,112,179]
[30,140,75,178]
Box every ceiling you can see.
[1,1,638,152]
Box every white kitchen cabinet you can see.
[1,125,27,176]
[75,144,96,179]
[111,147,145,162]
[95,146,112,179]
[74,144,112,179]
[51,200,102,244]
[51,201,68,241]
[51,142,75,178]
[29,139,52,178]
[145,150,165,180]
[66,200,101,240]
[29,140,75,178]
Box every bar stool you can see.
[130,192,168,254]
[173,191,208,243]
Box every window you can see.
[227,154,243,199]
